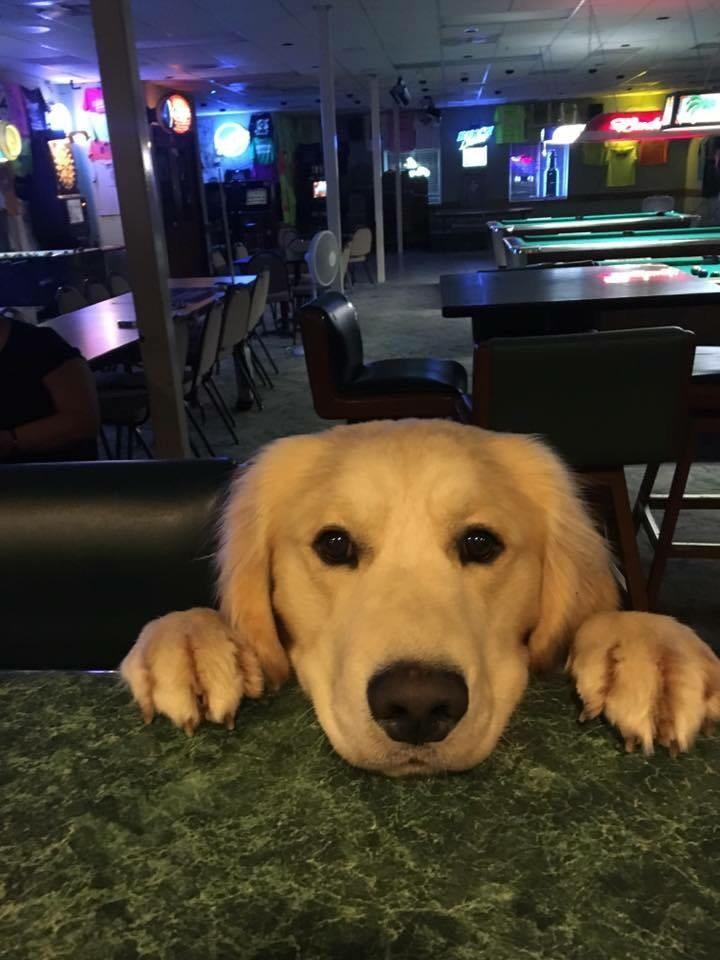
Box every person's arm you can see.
[0,358,100,457]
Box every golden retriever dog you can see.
[121,421,720,775]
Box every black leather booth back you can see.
[479,327,694,469]
[320,291,365,386]
[0,458,237,669]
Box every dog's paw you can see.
[119,608,264,734]
[567,611,720,756]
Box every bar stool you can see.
[635,346,720,605]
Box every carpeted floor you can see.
[174,250,719,649]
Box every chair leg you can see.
[185,403,216,456]
[203,380,239,444]
[252,329,280,374]
[99,428,112,459]
[127,425,134,460]
[607,469,649,611]
[365,259,374,284]
[248,341,274,389]
[134,427,154,459]
[207,376,237,428]
[114,425,122,460]
[633,462,660,531]
[646,436,695,609]
[234,345,263,411]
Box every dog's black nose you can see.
[367,661,468,745]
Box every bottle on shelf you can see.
[545,149,558,198]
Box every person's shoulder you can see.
[12,321,81,369]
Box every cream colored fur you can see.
[120,421,720,774]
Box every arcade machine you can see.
[223,175,279,250]
[21,130,91,249]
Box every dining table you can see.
[42,276,256,367]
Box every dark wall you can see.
[437,105,693,212]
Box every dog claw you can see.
[223,712,236,731]
[183,719,198,737]
[141,706,154,725]
[579,706,600,723]
[624,736,639,753]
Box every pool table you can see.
[488,210,699,266]
[503,226,720,269]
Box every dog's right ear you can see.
[217,436,320,690]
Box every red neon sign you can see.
[587,111,663,135]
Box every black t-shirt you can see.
[0,320,96,461]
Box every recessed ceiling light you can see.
[315,98,320,103]
[200,102,207,107]
[505,68,514,75]
[461,77,468,82]
[616,74,625,79]
[27,1,55,7]
[494,89,502,95]
[588,68,597,74]
[463,54,472,59]
[13,24,51,34]
[464,27,478,34]
[621,43,630,48]
[346,93,354,98]
[281,41,294,46]
[281,100,288,106]
[219,107,226,112]
[656,15,670,20]
[210,88,217,94]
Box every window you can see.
[383,148,442,205]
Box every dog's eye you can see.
[457,526,504,565]
[313,527,358,567]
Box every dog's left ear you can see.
[489,433,619,672]
[217,435,321,689]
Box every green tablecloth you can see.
[2,673,719,960]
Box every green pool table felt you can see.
[1,672,719,960]
[495,212,690,229]
[509,227,720,250]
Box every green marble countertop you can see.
[1,673,719,960]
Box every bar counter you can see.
[2,672,718,959]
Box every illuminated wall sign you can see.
[46,102,73,135]
[675,93,720,126]
[0,121,22,163]
[581,111,666,142]
[403,155,430,177]
[462,145,487,168]
[457,126,494,150]
[214,120,250,158]
[157,93,193,135]
[542,123,586,144]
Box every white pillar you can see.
[393,105,404,256]
[314,3,343,292]
[368,76,386,284]
[89,0,189,457]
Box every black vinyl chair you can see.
[0,458,236,669]
[472,327,696,610]
[299,292,470,423]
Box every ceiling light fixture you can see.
[464,27,478,34]
[505,69,514,75]
[281,41,294,46]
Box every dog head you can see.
[218,421,617,775]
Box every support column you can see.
[314,3,343,291]
[393,104,404,257]
[368,75,386,284]
[90,0,189,457]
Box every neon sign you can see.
[0,122,22,163]
[609,115,662,134]
[403,156,430,178]
[157,93,193,135]
[457,126,494,150]
[214,121,250,158]
[601,265,683,285]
